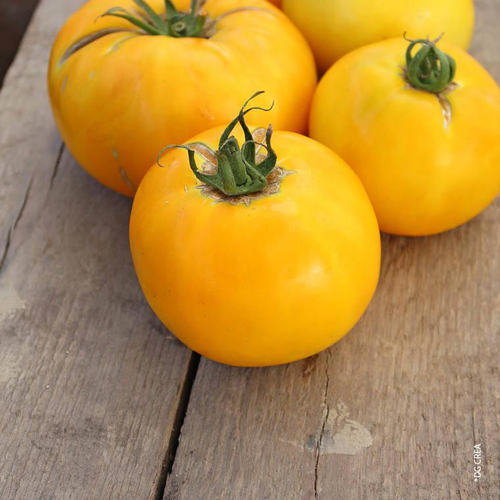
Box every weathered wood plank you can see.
[164,1,500,499]
[0,1,193,499]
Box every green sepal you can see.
[405,34,456,94]
[101,0,207,38]
[132,0,168,30]
[254,126,277,177]
[99,7,162,35]
[164,0,178,19]
[158,92,279,197]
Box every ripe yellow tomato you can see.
[130,99,380,366]
[310,38,500,236]
[282,0,474,73]
[48,0,315,196]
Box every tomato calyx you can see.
[159,91,279,197]
[99,0,268,39]
[100,0,207,38]
[404,33,457,94]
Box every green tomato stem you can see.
[100,0,207,38]
[100,0,268,39]
[405,34,456,94]
[159,92,278,197]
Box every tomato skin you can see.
[130,126,381,367]
[283,0,474,73]
[310,38,500,236]
[48,0,315,196]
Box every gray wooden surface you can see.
[0,1,499,500]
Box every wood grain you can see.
[164,1,500,499]
[0,1,194,499]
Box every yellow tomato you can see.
[130,100,380,367]
[48,0,315,196]
[310,38,500,236]
[267,0,281,6]
[283,0,474,73]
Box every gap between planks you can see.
[152,353,201,500]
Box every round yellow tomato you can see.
[310,38,500,236]
[130,97,380,366]
[282,0,474,73]
[48,0,315,196]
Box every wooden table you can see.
[1,1,499,499]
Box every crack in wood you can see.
[13,176,32,230]
[49,143,65,191]
[0,227,12,275]
[152,352,200,500]
[0,175,33,275]
[314,352,331,500]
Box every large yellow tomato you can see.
[130,96,381,366]
[48,0,315,196]
[310,38,500,236]
[283,0,474,73]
